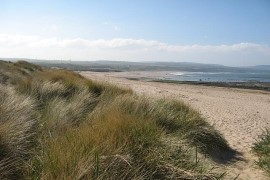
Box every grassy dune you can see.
[0,60,233,179]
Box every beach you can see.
[81,71,270,179]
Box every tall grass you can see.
[109,95,231,156]
[0,85,37,179]
[253,130,270,175]
[0,60,232,179]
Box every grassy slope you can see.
[0,60,233,179]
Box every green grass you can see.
[253,129,270,175]
[0,60,233,179]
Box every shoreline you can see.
[77,70,270,92]
[118,72,270,92]
[152,79,270,92]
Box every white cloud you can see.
[0,34,269,66]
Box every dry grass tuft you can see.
[253,130,270,175]
[0,85,37,179]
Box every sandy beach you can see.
[81,71,270,179]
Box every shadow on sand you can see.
[209,148,245,164]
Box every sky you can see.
[0,0,270,66]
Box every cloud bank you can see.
[0,34,269,66]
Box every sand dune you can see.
[81,71,270,179]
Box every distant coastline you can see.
[166,71,270,83]
[152,79,270,92]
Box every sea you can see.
[164,71,270,83]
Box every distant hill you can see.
[24,60,245,72]
[250,65,270,71]
[1,58,269,72]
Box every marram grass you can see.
[0,60,232,179]
[253,129,270,176]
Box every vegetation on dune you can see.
[0,60,233,179]
[0,85,37,178]
[253,130,270,175]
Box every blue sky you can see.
[0,0,270,66]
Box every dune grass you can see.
[253,130,270,175]
[0,60,233,179]
[0,85,37,179]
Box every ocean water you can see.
[165,71,270,83]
